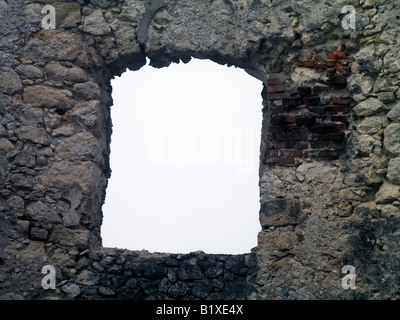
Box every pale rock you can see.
[22,30,83,62]
[353,97,388,116]
[384,123,400,155]
[0,67,23,95]
[55,132,103,166]
[387,102,400,122]
[38,160,103,195]
[24,85,73,110]
[15,126,49,145]
[356,116,388,135]
[83,10,111,36]
[0,138,14,155]
[77,270,100,286]
[44,62,87,83]
[49,225,90,249]
[61,283,81,299]
[376,183,400,204]
[387,157,400,184]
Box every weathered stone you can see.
[73,82,101,100]
[387,102,400,122]
[83,10,111,36]
[61,283,81,299]
[384,123,400,155]
[295,162,337,184]
[44,62,87,83]
[259,198,303,228]
[55,132,103,166]
[376,183,400,204]
[20,108,44,125]
[49,225,90,249]
[38,161,103,195]
[22,30,83,62]
[15,126,49,145]
[15,64,43,79]
[353,98,388,117]
[0,138,14,155]
[168,282,189,298]
[387,157,400,185]
[353,134,381,155]
[77,270,100,286]
[30,227,48,241]
[24,86,73,110]
[0,67,23,95]
[25,201,62,224]
[356,116,388,135]
[67,100,101,128]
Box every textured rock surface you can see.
[0,0,400,300]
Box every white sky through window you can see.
[101,58,262,254]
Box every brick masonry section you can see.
[261,45,351,166]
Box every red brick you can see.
[287,86,298,95]
[305,52,313,60]
[280,149,303,157]
[327,53,336,59]
[269,126,287,133]
[315,150,340,158]
[274,141,295,149]
[270,106,288,115]
[296,115,317,127]
[277,157,296,165]
[297,86,312,96]
[276,133,308,141]
[303,60,315,68]
[267,78,282,85]
[303,96,321,106]
[282,96,302,107]
[270,115,286,125]
[333,52,347,60]
[314,54,324,61]
[336,60,349,67]
[326,68,336,77]
[310,123,342,134]
[313,85,329,94]
[332,96,352,105]
[331,76,347,85]
[268,92,290,100]
[330,141,345,150]
[328,105,349,113]
[314,63,327,70]
[266,85,286,93]
[331,114,350,123]
[331,85,347,92]
[326,59,337,67]
[313,132,345,141]
[297,60,305,67]
[284,115,296,124]
[336,66,349,76]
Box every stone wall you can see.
[0,0,400,300]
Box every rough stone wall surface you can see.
[0,0,400,300]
